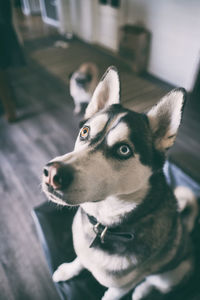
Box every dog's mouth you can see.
[47,184,64,200]
[42,183,67,205]
[42,183,82,206]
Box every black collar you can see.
[86,213,134,248]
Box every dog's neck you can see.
[80,182,150,226]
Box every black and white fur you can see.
[42,67,197,300]
[69,62,98,115]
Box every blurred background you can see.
[0,1,200,299]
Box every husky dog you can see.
[69,62,99,115]
[42,67,197,300]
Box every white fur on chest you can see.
[80,191,148,226]
[72,208,138,288]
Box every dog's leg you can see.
[74,103,81,115]
[132,280,153,300]
[174,186,198,233]
[102,284,134,300]
[52,257,84,282]
[132,258,192,300]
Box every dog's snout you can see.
[43,162,74,190]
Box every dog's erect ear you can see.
[147,88,186,152]
[84,66,120,119]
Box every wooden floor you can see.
[0,12,200,300]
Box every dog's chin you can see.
[42,184,81,207]
[47,192,80,206]
[47,192,68,206]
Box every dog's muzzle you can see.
[43,162,74,191]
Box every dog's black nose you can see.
[43,162,74,190]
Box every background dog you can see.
[69,62,99,115]
[42,67,197,300]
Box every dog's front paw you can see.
[132,281,153,300]
[101,290,115,300]
[53,263,75,282]
[101,287,128,300]
[132,288,144,300]
[53,259,83,282]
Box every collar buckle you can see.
[93,222,100,234]
[93,222,108,244]
[100,226,108,243]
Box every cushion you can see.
[32,162,200,300]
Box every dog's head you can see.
[42,66,186,206]
[69,62,98,91]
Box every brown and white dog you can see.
[42,67,197,300]
[69,62,99,115]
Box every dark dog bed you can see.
[32,162,200,300]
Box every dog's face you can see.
[42,67,186,206]
[69,63,98,93]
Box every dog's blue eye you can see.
[117,145,131,157]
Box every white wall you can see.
[70,0,120,50]
[124,0,200,90]
[57,0,72,35]
[70,0,94,43]
[95,4,120,51]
